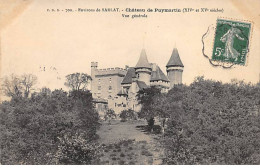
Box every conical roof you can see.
[121,67,136,84]
[166,48,184,67]
[151,65,170,82]
[135,49,151,69]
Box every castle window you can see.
[109,86,112,90]
[98,79,101,85]
[98,86,101,90]
[109,78,112,83]
[97,104,102,111]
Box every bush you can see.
[55,133,100,164]
[119,109,137,122]
[104,109,116,123]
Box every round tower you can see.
[135,49,152,86]
[166,48,184,88]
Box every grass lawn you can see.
[96,119,164,165]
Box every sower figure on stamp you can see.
[220,26,244,61]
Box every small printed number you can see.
[215,47,223,57]
[65,9,73,12]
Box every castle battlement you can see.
[95,67,127,77]
[98,67,125,71]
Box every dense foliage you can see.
[0,88,99,164]
[154,77,260,164]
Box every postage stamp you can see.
[212,18,251,66]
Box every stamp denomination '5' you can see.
[212,19,251,66]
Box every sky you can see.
[1,0,260,92]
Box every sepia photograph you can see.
[0,0,259,165]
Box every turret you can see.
[91,62,98,77]
[166,48,184,88]
[134,49,152,86]
[91,62,98,91]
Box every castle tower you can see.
[135,49,152,86]
[166,48,184,88]
[91,62,98,91]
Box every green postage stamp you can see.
[212,19,251,66]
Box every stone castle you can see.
[91,48,184,117]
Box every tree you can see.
[137,86,161,131]
[1,73,37,99]
[119,109,136,122]
[1,74,23,98]
[152,93,171,134]
[68,89,100,139]
[104,109,116,124]
[20,74,37,98]
[64,73,92,91]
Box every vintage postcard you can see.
[0,0,259,165]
